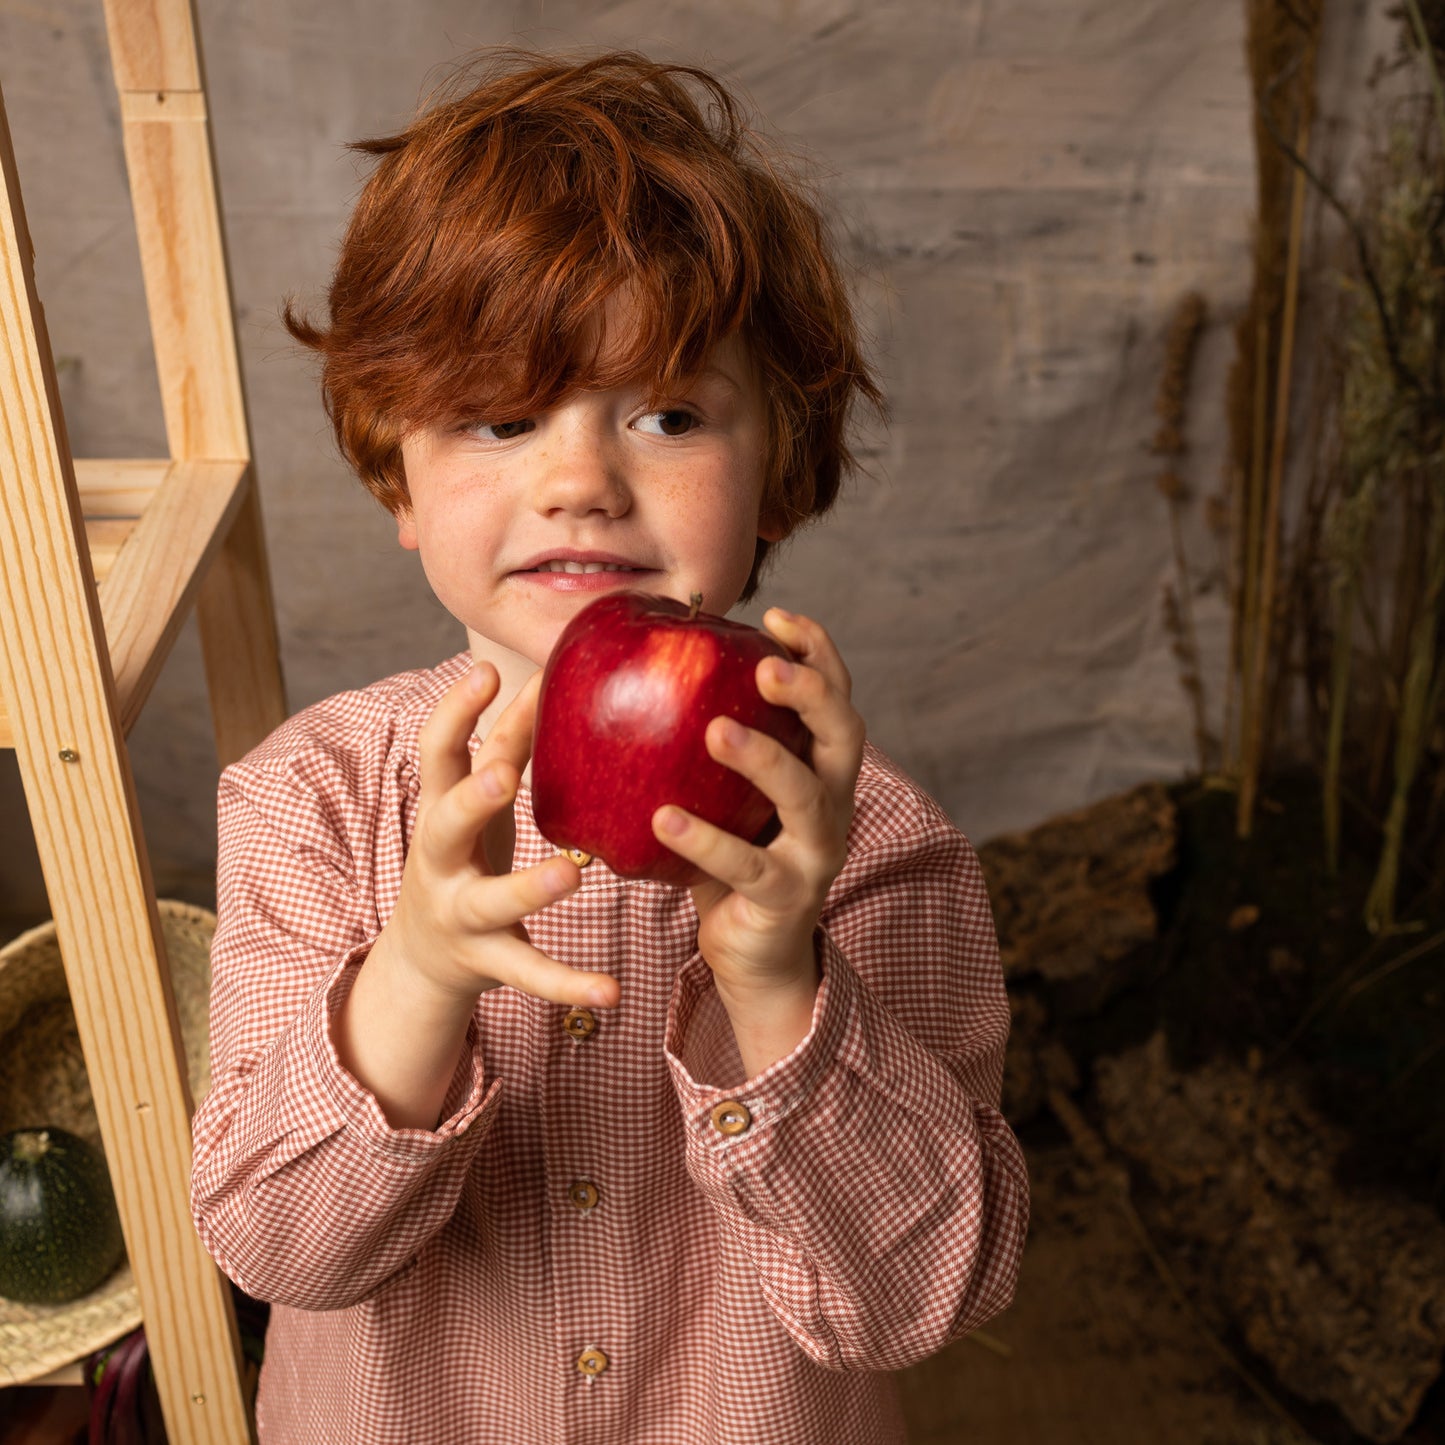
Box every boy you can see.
[191,49,1028,1444]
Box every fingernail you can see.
[656,807,688,836]
[478,767,505,798]
[542,862,572,890]
[768,658,796,684]
[769,606,797,622]
[717,717,748,747]
[587,985,614,1008]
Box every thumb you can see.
[688,877,730,916]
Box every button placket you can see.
[553,972,610,1397]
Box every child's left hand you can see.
[650,608,865,1049]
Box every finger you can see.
[423,755,520,874]
[704,717,846,862]
[459,855,581,934]
[761,608,852,700]
[652,804,795,910]
[751,656,866,802]
[473,928,620,1010]
[418,664,500,807]
[476,669,543,775]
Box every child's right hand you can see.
[380,663,619,1011]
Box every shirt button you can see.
[562,1007,597,1040]
[710,1100,752,1136]
[576,1346,608,1378]
[567,1180,600,1212]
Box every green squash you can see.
[0,1127,125,1304]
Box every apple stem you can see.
[688,592,703,620]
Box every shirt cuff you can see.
[663,931,856,1147]
[303,940,498,1154]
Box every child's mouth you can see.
[516,559,656,591]
[525,561,639,574]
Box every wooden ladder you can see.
[0,2,287,1440]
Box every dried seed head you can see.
[1156,470,1190,502]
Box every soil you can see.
[1151,770,1445,1213]
[898,1134,1306,1445]
[953,764,1445,1445]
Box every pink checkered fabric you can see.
[190,651,1028,1444]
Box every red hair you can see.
[284,49,884,599]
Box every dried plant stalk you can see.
[1223,0,1321,830]
[1239,101,1313,839]
[1317,84,1445,928]
[1365,508,1445,929]
[1154,292,1212,775]
[1234,319,1272,784]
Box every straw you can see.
[0,901,214,1385]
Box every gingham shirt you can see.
[190,651,1029,1445]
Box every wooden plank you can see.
[0,459,242,748]
[102,458,250,736]
[120,90,207,123]
[75,457,169,516]
[100,0,202,94]
[118,110,247,461]
[0,77,253,1445]
[84,516,141,584]
[196,478,288,768]
[1,461,165,747]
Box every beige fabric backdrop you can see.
[0,0,1392,921]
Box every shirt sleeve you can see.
[190,756,500,1313]
[663,759,1030,1372]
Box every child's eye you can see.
[464,419,534,441]
[634,408,699,438]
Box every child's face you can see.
[396,328,781,668]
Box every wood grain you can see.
[108,0,224,471]
[0,459,247,748]
[119,106,247,461]
[101,0,202,94]
[75,457,169,518]
[196,478,288,769]
[0,76,252,1444]
[103,458,250,735]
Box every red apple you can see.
[530,591,810,885]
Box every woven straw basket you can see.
[0,900,214,1385]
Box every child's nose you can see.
[532,427,632,519]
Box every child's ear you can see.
[396,507,419,551]
[757,497,791,543]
